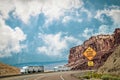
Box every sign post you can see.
[83,47,96,66]
[83,47,96,78]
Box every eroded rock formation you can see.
[68,28,120,70]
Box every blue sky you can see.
[0,0,120,65]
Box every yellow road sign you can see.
[88,61,94,66]
[83,47,96,60]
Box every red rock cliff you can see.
[68,28,120,70]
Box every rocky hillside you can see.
[98,45,120,75]
[68,28,120,70]
[0,62,20,76]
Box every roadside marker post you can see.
[83,47,97,78]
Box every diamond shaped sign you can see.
[83,47,96,60]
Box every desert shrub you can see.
[82,75,91,79]
[92,72,102,78]
[85,71,102,79]
[78,71,120,80]
[101,74,120,80]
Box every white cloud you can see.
[0,0,14,19]
[95,6,120,24]
[82,25,112,39]
[0,18,26,57]
[62,16,72,23]
[37,32,82,56]
[81,7,92,19]
[108,9,120,24]
[98,25,111,34]
[42,0,83,27]
[62,15,83,24]
[82,28,93,39]
[62,6,93,24]
[94,25,112,36]
[94,6,120,35]
[0,0,83,24]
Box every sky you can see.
[0,0,120,65]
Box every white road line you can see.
[60,75,65,80]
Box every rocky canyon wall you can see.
[68,28,120,70]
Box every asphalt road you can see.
[0,71,81,80]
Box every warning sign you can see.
[83,47,96,60]
[88,61,94,66]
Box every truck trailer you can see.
[20,66,44,74]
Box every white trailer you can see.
[54,65,70,72]
[20,66,44,74]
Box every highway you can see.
[0,71,81,80]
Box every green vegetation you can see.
[80,71,102,79]
[82,75,91,79]
[79,71,120,80]
[101,74,120,80]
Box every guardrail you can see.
[0,72,44,78]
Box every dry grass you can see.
[0,62,20,76]
[98,45,120,75]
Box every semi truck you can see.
[20,66,44,74]
[54,65,70,72]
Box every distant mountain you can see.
[0,62,20,76]
[67,28,120,70]
[98,45,120,75]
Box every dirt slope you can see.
[0,62,20,76]
[98,45,120,75]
